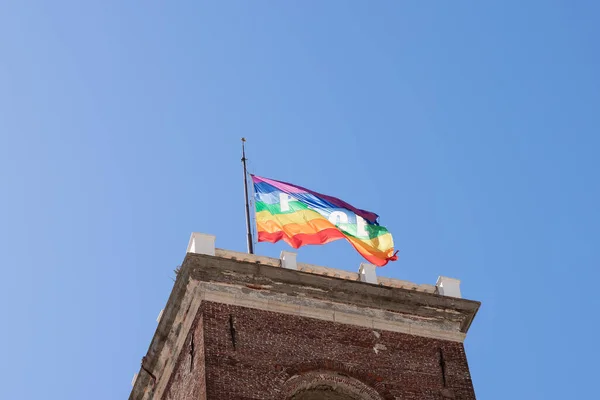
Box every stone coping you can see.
[214,248,437,293]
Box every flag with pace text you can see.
[252,175,397,266]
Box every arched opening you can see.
[283,371,383,400]
[289,385,360,400]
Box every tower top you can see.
[130,232,480,400]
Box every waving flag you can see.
[252,175,397,266]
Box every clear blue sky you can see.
[1,1,599,399]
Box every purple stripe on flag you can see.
[251,175,379,224]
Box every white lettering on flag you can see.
[328,211,349,226]
[356,216,369,237]
[279,193,295,212]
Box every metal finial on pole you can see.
[241,138,254,254]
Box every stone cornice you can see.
[188,253,480,334]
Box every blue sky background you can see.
[1,1,599,399]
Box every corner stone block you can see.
[186,232,216,256]
[280,251,297,270]
[359,263,378,284]
[436,276,462,298]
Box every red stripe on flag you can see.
[257,230,397,267]
[258,229,345,249]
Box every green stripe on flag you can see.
[255,200,309,214]
[336,223,390,240]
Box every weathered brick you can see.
[162,302,476,400]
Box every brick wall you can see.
[163,301,476,400]
[163,312,206,400]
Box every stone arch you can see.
[281,370,385,400]
[285,360,382,388]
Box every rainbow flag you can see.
[252,175,398,266]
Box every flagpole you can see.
[241,138,254,254]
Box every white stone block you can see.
[280,251,297,270]
[186,232,215,256]
[359,263,378,284]
[436,276,462,298]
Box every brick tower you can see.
[130,233,480,400]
